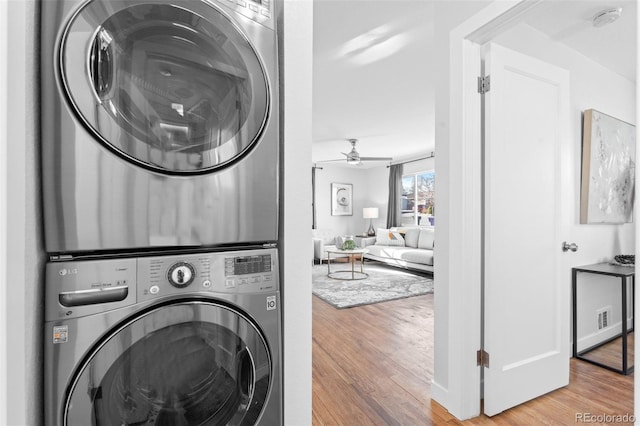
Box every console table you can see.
[326,248,368,280]
[572,263,635,375]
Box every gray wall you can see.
[26,0,46,421]
[5,1,45,425]
[314,157,435,236]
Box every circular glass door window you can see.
[64,301,272,425]
[61,1,270,174]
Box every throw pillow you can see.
[387,232,405,246]
[418,228,435,250]
[375,228,405,246]
[404,228,420,248]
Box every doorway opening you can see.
[442,0,637,420]
[310,1,436,423]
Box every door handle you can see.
[562,242,578,252]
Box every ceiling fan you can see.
[320,139,392,165]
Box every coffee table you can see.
[326,248,368,280]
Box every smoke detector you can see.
[592,7,622,28]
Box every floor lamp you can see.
[363,207,379,237]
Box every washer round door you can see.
[64,301,272,425]
[60,0,269,174]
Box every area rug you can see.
[312,263,433,309]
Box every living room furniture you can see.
[326,248,368,280]
[312,229,351,264]
[354,235,376,248]
[572,262,635,375]
[361,227,434,273]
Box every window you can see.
[401,171,435,226]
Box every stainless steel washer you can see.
[44,248,281,425]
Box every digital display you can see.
[228,255,271,276]
[236,256,260,263]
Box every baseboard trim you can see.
[431,379,448,407]
[577,318,634,352]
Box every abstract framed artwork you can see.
[331,183,353,216]
[580,109,636,224]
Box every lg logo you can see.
[59,268,78,276]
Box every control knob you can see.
[167,262,196,288]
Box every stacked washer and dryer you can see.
[41,0,281,424]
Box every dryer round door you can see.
[63,301,272,426]
[60,0,270,174]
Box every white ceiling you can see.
[312,0,637,167]
[524,0,636,82]
[312,0,435,167]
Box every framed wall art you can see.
[580,109,636,224]
[331,183,352,216]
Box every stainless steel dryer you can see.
[44,248,282,425]
[41,0,279,254]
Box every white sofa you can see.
[362,226,434,273]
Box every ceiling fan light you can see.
[347,158,361,165]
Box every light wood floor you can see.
[312,293,634,425]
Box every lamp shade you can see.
[363,207,379,219]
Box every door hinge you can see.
[477,349,490,368]
[477,75,491,94]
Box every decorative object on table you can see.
[341,236,357,250]
[580,109,636,224]
[311,263,433,309]
[331,182,353,216]
[363,207,379,236]
[612,254,635,266]
[333,235,355,250]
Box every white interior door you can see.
[483,43,571,416]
